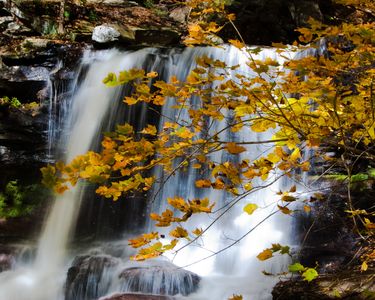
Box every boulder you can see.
[65,255,121,300]
[169,6,190,24]
[92,24,121,43]
[117,260,200,296]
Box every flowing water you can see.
[0,46,298,300]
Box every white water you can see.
[0,46,298,300]
[0,49,157,300]
[147,46,295,299]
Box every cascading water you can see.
[0,45,299,300]
[0,48,159,300]
[146,46,294,299]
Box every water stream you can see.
[0,46,297,300]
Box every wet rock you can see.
[0,15,13,30]
[118,260,200,296]
[0,244,17,272]
[0,64,49,102]
[0,253,15,272]
[101,293,175,300]
[288,0,323,27]
[65,255,121,300]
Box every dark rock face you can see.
[292,178,375,274]
[101,293,175,300]
[0,245,17,273]
[276,177,375,299]
[65,255,121,300]
[0,253,15,272]
[273,269,375,299]
[0,94,53,186]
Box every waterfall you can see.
[0,48,157,300]
[0,45,298,300]
[147,46,294,299]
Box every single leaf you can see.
[278,204,292,214]
[170,226,189,239]
[192,228,203,236]
[146,71,158,78]
[195,179,211,188]
[288,263,305,272]
[303,205,311,213]
[243,203,258,215]
[361,261,368,272]
[226,142,246,154]
[290,148,301,161]
[281,195,296,202]
[257,249,273,261]
[228,39,245,49]
[141,124,157,136]
[302,268,318,282]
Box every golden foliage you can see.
[41,0,375,265]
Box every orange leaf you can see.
[226,142,246,154]
[195,179,211,188]
[257,249,273,261]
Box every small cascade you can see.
[112,259,200,296]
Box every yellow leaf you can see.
[212,177,225,189]
[361,261,368,272]
[244,183,252,191]
[192,228,203,236]
[281,195,296,202]
[227,13,236,21]
[364,218,375,230]
[290,148,301,161]
[303,205,311,213]
[257,249,273,261]
[174,127,195,139]
[278,205,292,215]
[124,96,138,105]
[226,142,246,154]
[141,124,157,136]
[243,203,258,215]
[300,161,310,172]
[228,39,245,49]
[170,226,189,239]
[195,179,211,188]
[146,71,158,78]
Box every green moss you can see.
[323,173,369,182]
[88,10,98,22]
[367,168,375,178]
[0,181,48,219]
[0,96,22,108]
